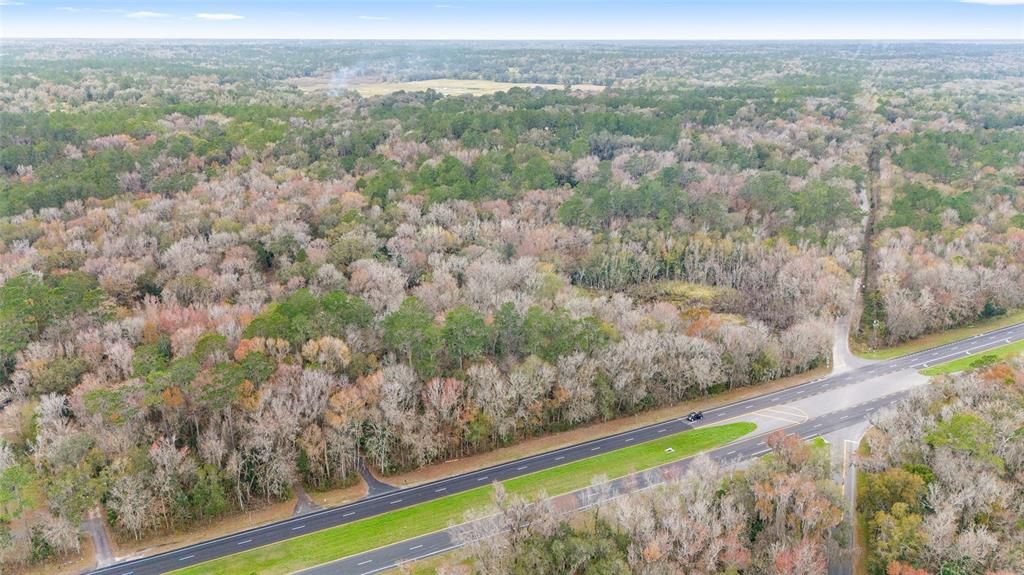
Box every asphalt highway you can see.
[298,390,909,575]
[88,321,1024,575]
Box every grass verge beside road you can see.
[504,421,755,498]
[172,422,755,575]
[853,309,1024,360]
[919,339,1024,376]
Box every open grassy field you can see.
[919,339,1024,376]
[853,309,1024,360]
[628,280,724,306]
[289,76,606,96]
[172,422,754,575]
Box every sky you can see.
[1,0,1022,40]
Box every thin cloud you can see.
[358,15,390,21]
[434,4,456,8]
[57,6,82,11]
[0,0,26,6]
[196,12,244,21]
[960,0,1024,4]
[126,11,169,19]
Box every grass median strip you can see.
[920,339,1024,376]
[171,421,755,575]
[504,421,755,498]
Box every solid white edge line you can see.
[299,397,930,575]
[97,326,1024,575]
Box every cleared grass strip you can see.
[505,421,755,498]
[920,339,1024,376]
[172,422,755,575]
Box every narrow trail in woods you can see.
[855,84,886,346]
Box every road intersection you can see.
[88,321,1024,575]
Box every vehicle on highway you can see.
[685,411,704,422]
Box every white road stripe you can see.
[237,539,252,545]
[389,499,403,505]
[410,544,423,550]
[104,330,1024,575]
[358,559,373,566]
[434,487,447,493]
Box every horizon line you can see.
[3,37,1023,42]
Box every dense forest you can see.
[0,41,1021,569]
[858,362,1024,575]
[445,361,1024,575]
[453,431,847,575]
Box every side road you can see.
[88,320,1024,575]
[84,320,1024,575]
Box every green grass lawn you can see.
[920,339,1024,375]
[504,421,755,498]
[172,422,755,575]
[854,309,1024,360]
